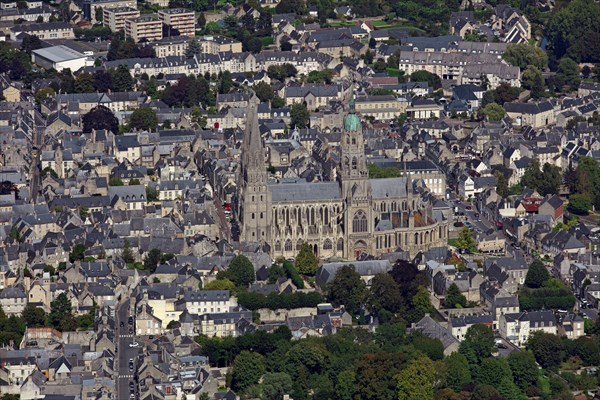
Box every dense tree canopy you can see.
[545,0,600,63]
[129,108,158,132]
[295,242,319,275]
[327,265,366,315]
[524,260,550,288]
[82,105,119,134]
[223,255,256,288]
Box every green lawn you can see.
[260,37,274,46]
[372,20,388,27]
[327,21,355,27]
[377,24,425,33]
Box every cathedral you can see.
[237,95,449,260]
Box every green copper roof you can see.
[344,91,360,131]
[344,113,360,132]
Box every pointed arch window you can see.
[352,211,368,233]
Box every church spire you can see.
[243,94,264,171]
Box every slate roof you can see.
[269,181,340,202]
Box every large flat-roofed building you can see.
[82,0,136,23]
[31,45,90,72]
[103,7,139,31]
[125,15,163,43]
[158,8,195,37]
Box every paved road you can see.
[116,300,139,400]
[29,125,42,203]
[213,195,231,242]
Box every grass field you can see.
[327,21,355,27]
[260,37,274,46]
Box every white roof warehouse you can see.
[31,45,92,72]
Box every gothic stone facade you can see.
[238,96,449,260]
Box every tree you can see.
[41,166,58,179]
[75,72,95,93]
[143,248,162,272]
[290,103,309,128]
[275,0,307,14]
[231,351,265,391]
[521,65,545,98]
[197,12,206,28]
[558,57,580,91]
[538,163,562,196]
[568,193,592,215]
[204,278,236,291]
[408,285,435,322]
[254,81,275,103]
[93,70,113,92]
[527,331,565,369]
[34,87,56,104]
[410,70,441,89]
[327,265,366,315]
[524,260,550,288]
[295,242,318,275]
[21,34,43,54]
[366,273,403,318]
[122,239,135,264]
[82,105,119,134]
[444,352,471,391]
[474,358,521,400]
[111,64,133,92]
[22,304,47,327]
[185,38,201,57]
[546,0,600,63]
[410,334,444,361]
[521,158,542,190]
[494,170,509,198]
[267,64,297,81]
[129,108,158,131]
[355,352,406,400]
[455,227,477,253]
[49,293,76,331]
[226,255,255,287]
[493,83,521,104]
[146,186,159,202]
[69,243,86,262]
[335,369,356,400]
[459,324,495,364]
[445,283,467,308]
[481,102,505,121]
[396,356,435,400]
[109,177,124,186]
[262,372,293,400]
[507,351,539,391]
[502,43,548,70]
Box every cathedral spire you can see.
[243,94,263,167]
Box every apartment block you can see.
[150,35,190,57]
[199,35,243,54]
[82,0,136,23]
[103,7,139,32]
[158,8,195,37]
[125,15,163,43]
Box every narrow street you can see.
[213,194,231,242]
[116,299,139,400]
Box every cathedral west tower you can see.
[238,95,271,245]
[340,95,374,258]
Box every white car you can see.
[129,342,140,348]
